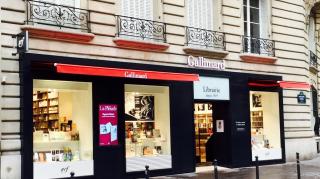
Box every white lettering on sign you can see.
[194,76,229,100]
[187,55,225,70]
[18,37,25,48]
[99,105,117,111]
[124,71,148,79]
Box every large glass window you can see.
[250,91,282,161]
[125,84,171,172]
[33,80,93,179]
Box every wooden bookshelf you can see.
[33,91,59,132]
[251,110,263,129]
[194,103,213,163]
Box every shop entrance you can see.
[194,102,214,165]
[194,101,229,166]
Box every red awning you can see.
[278,81,310,89]
[55,63,199,82]
[248,80,310,89]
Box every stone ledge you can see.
[21,25,95,42]
[113,37,170,51]
[0,140,21,151]
[183,46,229,59]
[240,53,277,64]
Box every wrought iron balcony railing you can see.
[186,27,225,50]
[310,50,318,69]
[116,15,166,42]
[26,0,90,32]
[242,36,275,56]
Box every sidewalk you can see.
[152,155,320,179]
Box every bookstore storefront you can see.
[21,53,197,179]
[21,53,286,179]
[191,75,286,167]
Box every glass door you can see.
[194,103,213,165]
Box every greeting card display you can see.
[99,104,118,146]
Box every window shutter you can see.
[187,0,213,30]
[60,0,79,8]
[143,0,153,20]
[309,16,316,52]
[121,0,153,20]
[259,0,269,38]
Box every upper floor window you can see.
[27,0,90,32]
[308,13,318,71]
[117,0,165,42]
[187,0,214,30]
[121,0,157,21]
[309,14,316,53]
[186,0,225,50]
[243,0,274,56]
[243,0,268,38]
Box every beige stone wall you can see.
[1,0,320,177]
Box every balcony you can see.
[24,0,94,42]
[113,15,168,51]
[310,50,318,73]
[183,27,228,58]
[240,36,277,64]
[26,0,90,31]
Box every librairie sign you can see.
[194,76,230,100]
[187,55,225,70]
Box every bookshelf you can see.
[251,110,263,129]
[194,103,213,163]
[33,91,59,132]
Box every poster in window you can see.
[126,95,154,121]
[216,120,224,133]
[99,104,118,146]
[252,94,262,108]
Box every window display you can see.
[250,91,282,161]
[33,80,93,179]
[125,84,171,172]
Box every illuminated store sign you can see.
[187,55,225,70]
[194,76,230,100]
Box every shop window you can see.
[125,84,171,172]
[33,80,93,179]
[250,91,282,161]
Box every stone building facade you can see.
[0,0,320,178]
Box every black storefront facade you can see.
[21,53,285,179]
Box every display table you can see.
[252,148,282,161]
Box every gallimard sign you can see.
[194,77,230,100]
[124,71,147,79]
[188,55,225,70]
